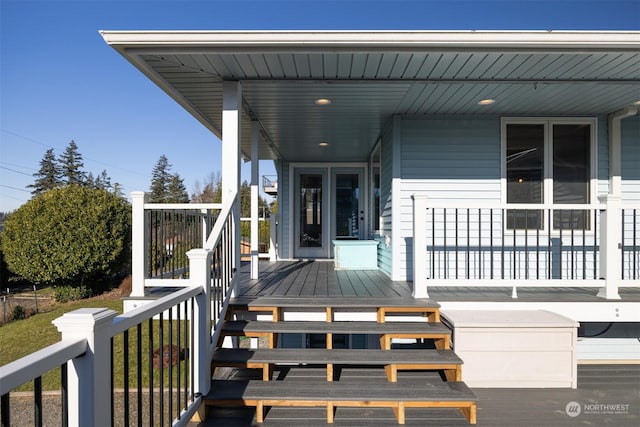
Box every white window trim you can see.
[500,117,598,232]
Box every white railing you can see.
[412,196,640,299]
[1,193,239,426]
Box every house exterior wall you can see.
[621,116,640,202]
[377,123,394,276]
[277,160,292,259]
[386,115,630,282]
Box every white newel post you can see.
[131,191,147,297]
[187,249,212,398]
[53,308,117,427]
[412,194,429,298]
[598,195,622,300]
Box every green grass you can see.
[1,295,191,391]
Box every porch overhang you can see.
[101,30,640,163]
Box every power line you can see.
[0,184,30,193]
[0,165,32,176]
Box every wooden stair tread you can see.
[205,378,477,402]
[213,348,462,365]
[221,320,451,335]
[229,296,440,309]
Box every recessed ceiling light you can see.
[315,98,332,105]
[319,142,329,146]
[478,99,495,106]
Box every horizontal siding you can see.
[278,161,291,259]
[396,117,502,280]
[622,116,640,202]
[377,125,394,276]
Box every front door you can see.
[294,167,365,258]
[294,169,328,258]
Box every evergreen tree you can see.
[167,174,189,203]
[112,182,124,198]
[59,140,87,186]
[28,148,61,196]
[149,155,172,202]
[93,169,112,191]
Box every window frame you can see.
[500,117,598,232]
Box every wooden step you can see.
[204,377,477,424]
[212,348,463,382]
[228,296,441,322]
[219,320,451,349]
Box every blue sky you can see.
[1,0,639,212]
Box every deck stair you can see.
[204,297,477,424]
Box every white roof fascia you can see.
[101,30,640,52]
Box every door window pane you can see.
[506,124,544,229]
[335,174,359,238]
[553,124,591,229]
[300,174,322,247]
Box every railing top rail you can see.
[111,285,202,335]
[0,338,87,394]
[205,193,238,250]
[143,202,223,210]
[421,202,603,210]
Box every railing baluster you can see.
[159,312,164,427]
[512,209,516,280]
[536,212,540,280]
[501,209,505,280]
[110,337,114,427]
[455,208,458,279]
[184,300,189,410]
[168,308,173,424]
[176,301,181,420]
[34,376,42,427]
[123,329,130,426]
[148,319,154,427]
[61,363,68,427]
[1,392,9,427]
[570,209,575,280]
[478,209,482,280]
[137,323,143,427]
[548,209,552,280]
[466,209,470,280]
[594,208,598,280]
[431,208,435,279]
[525,209,529,280]
[444,208,448,279]
[490,209,494,280]
[634,209,638,280]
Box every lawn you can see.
[1,293,190,391]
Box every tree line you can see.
[28,140,123,197]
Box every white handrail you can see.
[0,338,87,394]
[143,202,223,210]
[205,193,238,250]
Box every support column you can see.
[53,308,117,427]
[412,195,429,298]
[251,121,260,279]
[222,81,242,274]
[598,194,622,299]
[130,191,148,297]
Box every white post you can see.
[130,191,147,297]
[269,214,278,261]
[412,194,429,298]
[250,121,260,279]
[187,249,212,398]
[53,308,117,427]
[222,81,242,275]
[597,195,622,300]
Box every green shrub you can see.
[1,185,131,291]
[53,285,92,303]
[12,305,26,320]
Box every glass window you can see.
[504,120,593,230]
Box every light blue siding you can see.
[377,124,394,276]
[622,116,640,201]
[397,116,502,280]
[277,160,291,259]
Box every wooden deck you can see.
[237,261,640,302]
[194,364,639,426]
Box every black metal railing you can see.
[145,209,218,279]
[426,207,601,281]
[623,208,640,280]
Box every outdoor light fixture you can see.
[315,98,332,105]
[478,99,495,105]
[319,142,329,146]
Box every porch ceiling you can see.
[102,30,640,162]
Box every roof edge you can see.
[100,30,640,50]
